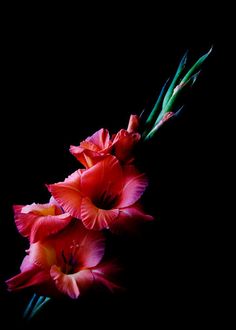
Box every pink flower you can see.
[70,128,112,168]
[13,198,72,243]
[47,156,153,231]
[70,114,141,167]
[6,222,118,299]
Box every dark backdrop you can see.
[0,5,226,329]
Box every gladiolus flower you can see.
[70,115,141,167]
[47,156,153,231]
[6,222,118,299]
[13,197,72,243]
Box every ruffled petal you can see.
[50,265,80,299]
[116,166,148,208]
[14,205,35,238]
[30,213,72,243]
[14,204,72,243]
[80,197,119,230]
[47,170,83,219]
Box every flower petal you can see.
[30,213,72,243]
[70,129,111,168]
[14,205,72,243]
[69,145,89,167]
[110,204,154,233]
[47,170,83,219]
[50,265,80,299]
[74,269,94,291]
[81,156,122,201]
[6,266,50,292]
[116,166,148,208]
[85,128,111,150]
[92,262,121,292]
[77,227,105,268]
[80,197,119,230]
[127,114,140,133]
[20,255,34,272]
[113,129,141,163]
[29,241,57,269]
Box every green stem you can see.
[23,293,37,319]
[23,294,51,321]
[28,297,51,320]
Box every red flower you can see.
[70,115,141,167]
[47,156,153,231]
[6,222,118,299]
[13,197,72,243]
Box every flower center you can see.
[93,190,118,210]
[60,240,81,274]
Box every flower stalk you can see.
[142,47,212,141]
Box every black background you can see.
[0,4,228,329]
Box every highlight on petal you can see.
[50,265,80,299]
[29,241,57,269]
[83,128,111,151]
[116,166,149,208]
[77,227,105,268]
[74,269,94,292]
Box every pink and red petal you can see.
[30,213,72,243]
[74,269,94,291]
[81,156,122,201]
[77,227,105,268]
[116,166,148,208]
[47,171,83,219]
[6,266,50,292]
[29,241,57,269]
[50,265,80,299]
[110,204,154,233]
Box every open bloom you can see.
[13,198,72,243]
[48,156,153,231]
[6,222,118,299]
[70,114,141,167]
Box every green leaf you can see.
[154,71,201,126]
[181,47,212,85]
[162,51,188,109]
[144,78,170,130]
